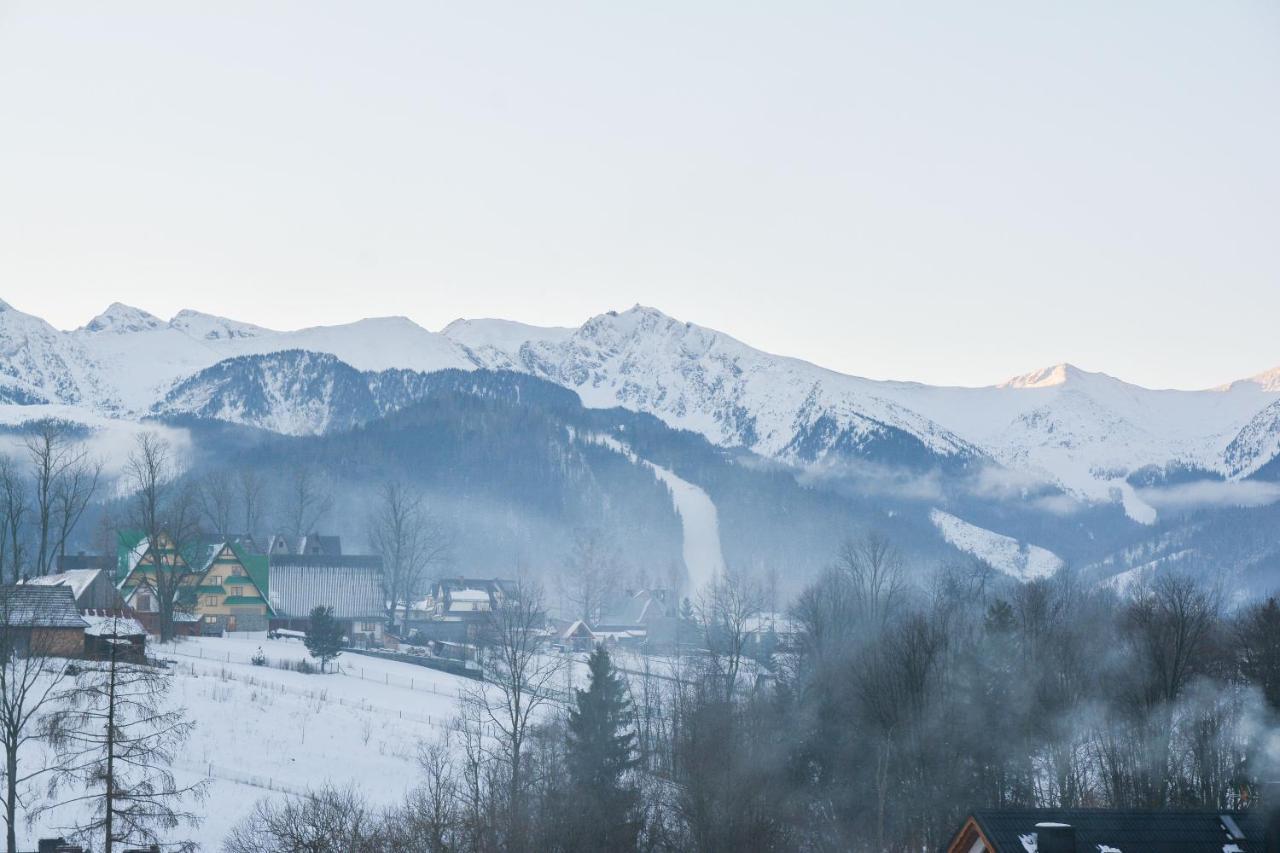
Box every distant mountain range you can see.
[3,298,1279,592]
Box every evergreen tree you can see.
[305,606,344,673]
[564,645,639,851]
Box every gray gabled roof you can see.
[267,563,385,620]
[0,586,88,628]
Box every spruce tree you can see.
[564,645,639,851]
[305,606,344,673]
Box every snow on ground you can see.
[930,508,1064,581]
[585,433,726,590]
[24,633,472,850]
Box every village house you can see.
[405,577,521,644]
[115,532,273,634]
[0,586,87,656]
[266,533,342,557]
[945,808,1267,853]
[267,554,385,647]
[23,567,124,610]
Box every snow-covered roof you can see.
[83,614,147,638]
[0,586,87,628]
[23,569,102,601]
[562,620,595,640]
[449,589,490,603]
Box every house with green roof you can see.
[116,532,273,633]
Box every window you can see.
[231,586,243,596]
[137,594,153,612]
[202,595,218,607]
[205,616,217,624]
[207,575,221,586]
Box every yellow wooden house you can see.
[117,532,273,633]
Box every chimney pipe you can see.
[1036,823,1075,853]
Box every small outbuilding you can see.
[0,586,88,656]
[23,568,124,610]
[81,611,148,661]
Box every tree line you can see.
[228,535,1280,852]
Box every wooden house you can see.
[946,808,1267,853]
[0,586,87,656]
[115,532,272,634]
[23,568,124,610]
[188,540,273,633]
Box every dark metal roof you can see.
[267,564,384,620]
[965,808,1265,853]
[55,554,113,572]
[0,586,89,628]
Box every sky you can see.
[0,1,1276,389]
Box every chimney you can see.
[1035,823,1075,853]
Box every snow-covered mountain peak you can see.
[169,309,269,341]
[1223,366,1280,394]
[442,317,574,351]
[998,363,1089,389]
[81,303,166,334]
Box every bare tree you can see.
[695,568,765,702]
[0,459,26,584]
[41,642,204,853]
[236,466,268,541]
[367,481,453,635]
[223,784,382,853]
[0,590,77,853]
[196,467,236,537]
[280,465,333,540]
[833,531,907,628]
[24,421,100,577]
[561,528,618,625]
[123,434,203,643]
[463,578,563,849]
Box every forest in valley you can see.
[226,537,1280,853]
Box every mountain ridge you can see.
[2,299,1279,512]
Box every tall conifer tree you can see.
[565,645,639,850]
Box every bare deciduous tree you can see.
[695,568,765,702]
[367,481,453,635]
[832,530,907,628]
[280,466,333,540]
[123,434,203,643]
[196,467,236,537]
[561,528,618,625]
[0,459,27,584]
[224,784,382,853]
[464,578,563,849]
[237,465,268,542]
[25,420,100,577]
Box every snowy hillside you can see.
[929,508,1064,581]
[2,299,1279,510]
[24,634,472,849]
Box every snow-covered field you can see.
[25,633,475,850]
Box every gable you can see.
[197,543,274,615]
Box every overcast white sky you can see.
[1,2,1277,388]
